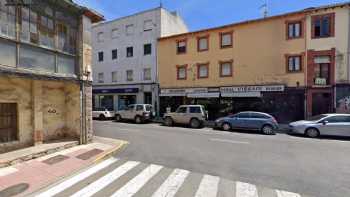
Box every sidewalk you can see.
[0,136,128,197]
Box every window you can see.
[0,39,16,67]
[220,32,232,48]
[0,103,18,143]
[19,44,55,73]
[38,14,55,48]
[126,24,134,35]
[98,73,104,83]
[312,13,334,38]
[136,105,144,111]
[127,47,133,57]
[177,40,186,54]
[177,65,187,80]
[58,55,75,74]
[111,28,119,38]
[0,1,16,39]
[112,71,117,82]
[144,44,152,55]
[237,113,250,118]
[314,63,330,85]
[98,51,104,62]
[20,7,38,43]
[197,64,209,78]
[324,116,350,123]
[144,20,153,31]
[220,61,233,77]
[197,36,209,51]
[126,70,133,81]
[287,21,302,39]
[287,55,302,72]
[112,49,118,60]
[57,21,77,54]
[250,113,270,119]
[143,68,151,81]
[97,32,104,42]
[189,107,201,113]
[176,107,187,113]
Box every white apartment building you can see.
[92,7,188,114]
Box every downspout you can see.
[304,13,308,119]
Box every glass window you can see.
[0,39,16,67]
[307,114,327,121]
[19,44,55,73]
[314,63,329,85]
[177,40,186,54]
[288,22,301,38]
[57,22,75,54]
[111,28,119,38]
[220,62,232,77]
[127,47,133,57]
[237,113,250,118]
[58,55,75,74]
[126,24,134,35]
[221,33,232,47]
[98,73,104,83]
[143,68,151,81]
[98,51,104,62]
[325,116,349,123]
[127,105,135,111]
[177,66,186,80]
[126,70,133,81]
[0,1,16,39]
[176,107,187,113]
[144,20,152,31]
[313,14,332,38]
[97,32,104,42]
[198,64,208,78]
[112,71,117,82]
[136,105,144,111]
[198,37,208,51]
[250,113,269,119]
[112,49,117,60]
[288,56,301,72]
[144,44,152,55]
[189,107,201,113]
[38,15,55,48]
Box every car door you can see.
[231,112,250,129]
[174,106,187,124]
[319,115,349,136]
[247,113,265,130]
[124,105,135,119]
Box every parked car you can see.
[115,104,155,123]
[289,114,350,138]
[214,111,278,135]
[163,105,208,128]
[92,108,115,120]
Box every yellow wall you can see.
[158,14,306,89]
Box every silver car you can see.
[289,114,350,138]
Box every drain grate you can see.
[76,149,103,160]
[0,183,29,197]
[42,155,70,165]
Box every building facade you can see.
[158,3,350,122]
[0,0,103,153]
[92,7,188,114]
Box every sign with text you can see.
[220,85,285,94]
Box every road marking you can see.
[118,128,141,132]
[111,164,163,197]
[70,161,139,197]
[35,157,118,197]
[276,190,301,197]
[151,169,190,197]
[236,181,259,197]
[210,138,250,144]
[194,175,220,197]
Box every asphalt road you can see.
[94,120,350,197]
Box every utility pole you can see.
[260,0,268,18]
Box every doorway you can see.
[312,93,332,116]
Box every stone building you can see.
[0,0,103,153]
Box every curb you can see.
[93,140,129,164]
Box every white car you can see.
[92,108,115,120]
[115,104,155,123]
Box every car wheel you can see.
[190,118,200,129]
[262,125,274,135]
[115,114,122,122]
[135,116,142,124]
[305,128,319,138]
[99,114,106,120]
[222,122,231,131]
[164,117,173,126]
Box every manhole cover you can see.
[76,149,103,160]
[0,183,29,197]
[42,155,70,165]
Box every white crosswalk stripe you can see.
[71,161,140,197]
[35,157,118,197]
[35,159,306,197]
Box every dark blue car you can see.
[214,111,278,135]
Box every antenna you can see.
[260,0,268,18]
[159,0,163,8]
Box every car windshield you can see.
[145,105,153,111]
[307,114,328,121]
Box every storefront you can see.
[160,85,305,122]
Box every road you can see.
[94,120,350,197]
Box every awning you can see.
[160,93,186,97]
[221,92,261,98]
[187,92,220,98]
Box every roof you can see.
[61,0,104,23]
[159,1,350,41]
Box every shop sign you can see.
[93,88,139,94]
[221,92,262,98]
[314,78,327,85]
[185,88,208,94]
[160,89,186,96]
[314,56,331,64]
[187,92,220,98]
[220,85,284,94]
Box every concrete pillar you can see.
[32,80,43,145]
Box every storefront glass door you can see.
[118,95,136,110]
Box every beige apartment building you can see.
[158,2,350,122]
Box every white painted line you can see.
[194,175,220,197]
[276,190,301,197]
[0,166,18,177]
[151,169,190,197]
[111,164,163,197]
[70,161,140,197]
[236,181,258,197]
[35,157,118,197]
[118,128,141,132]
[210,138,250,144]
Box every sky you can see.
[74,0,349,31]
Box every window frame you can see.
[97,72,104,83]
[98,51,104,62]
[220,31,233,49]
[126,46,133,58]
[219,60,233,77]
[176,39,187,54]
[144,43,152,55]
[311,13,335,39]
[126,69,133,81]
[286,20,303,40]
[176,65,188,80]
[112,49,118,60]
[143,68,151,81]
[197,35,209,52]
[111,71,117,82]
[197,63,209,79]
[286,54,303,73]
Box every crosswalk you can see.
[34,157,306,197]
